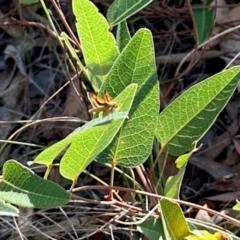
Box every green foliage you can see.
[155,67,240,156]
[139,199,190,239]
[138,218,164,240]
[233,202,240,211]
[73,0,119,90]
[34,85,136,181]
[160,199,190,239]
[138,198,239,240]
[164,143,197,198]
[107,0,154,27]
[0,199,19,217]
[0,3,240,237]
[97,29,159,167]
[116,21,131,52]
[59,84,137,180]
[0,160,70,208]
[21,0,38,4]
[34,111,128,167]
[191,2,215,45]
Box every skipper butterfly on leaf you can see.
[88,91,118,117]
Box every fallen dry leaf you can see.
[195,204,213,223]
[209,0,230,48]
[201,120,238,160]
[190,156,234,180]
[209,1,240,68]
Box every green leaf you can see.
[34,138,71,166]
[0,199,19,217]
[155,66,240,156]
[107,0,154,27]
[117,20,131,52]
[33,112,128,166]
[60,84,138,180]
[21,0,38,4]
[164,142,197,198]
[0,160,70,208]
[159,199,190,240]
[233,202,240,211]
[97,29,159,167]
[192,3,214,45]
[73,0,119,90]
[137,218,164,240]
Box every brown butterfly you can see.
[87,91,118,117]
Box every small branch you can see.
[156,50,225,65]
